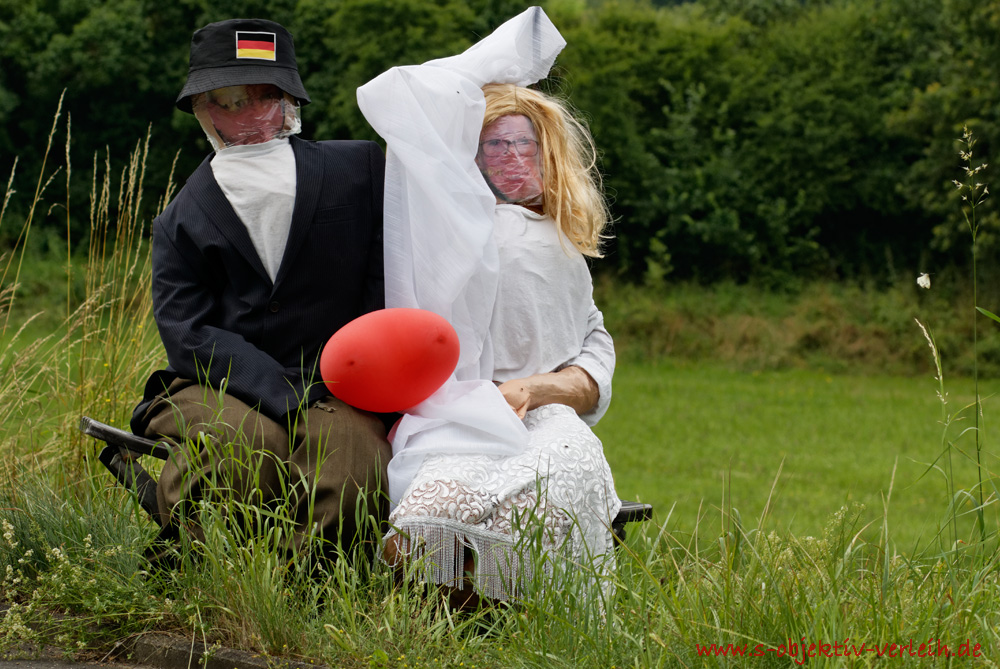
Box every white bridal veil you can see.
[356,7,567,503]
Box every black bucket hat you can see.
[176,18,311,114]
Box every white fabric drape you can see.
[356,7,567,503]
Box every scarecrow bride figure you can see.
[358,7,619,606]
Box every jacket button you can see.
[268,301,280,313]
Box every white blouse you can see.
[490,204,614,424]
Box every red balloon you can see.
[320,308,460,412]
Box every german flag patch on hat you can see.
[236,31,276,60]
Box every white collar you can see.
[496,203,545,219]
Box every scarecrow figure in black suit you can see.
[131,18,391,557]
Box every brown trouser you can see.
[139,378,392,556]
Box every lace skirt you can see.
[384,403,620,601]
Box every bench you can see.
[79,415,653,543]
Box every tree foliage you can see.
[1,0,997,285]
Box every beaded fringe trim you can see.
[385,516,558,601]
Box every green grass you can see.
[597,360,1000,551]
[5,401,1000,667]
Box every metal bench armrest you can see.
[97,445,162,525]
[79,416,172,460]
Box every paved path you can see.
[0,661,139,669]
[2,635,325,669]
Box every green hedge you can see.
[1,0,998,285]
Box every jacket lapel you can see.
[186,155,270,281]
[275,136,323,286]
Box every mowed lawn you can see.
[596,359,1000,551]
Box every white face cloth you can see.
[356,7,566,503]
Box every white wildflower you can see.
[2,518,17,548]
[917,273,931,289]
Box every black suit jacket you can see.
[132,136,385,431]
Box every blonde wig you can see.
[481,84,611,258]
